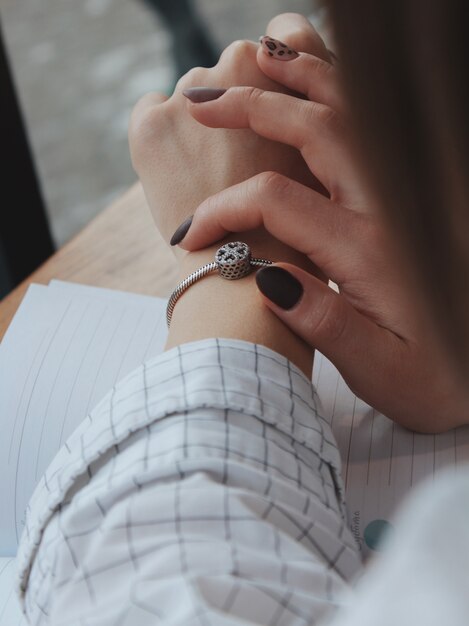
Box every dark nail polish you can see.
[183,88,227,103]
[256,266,303,310]
[170,215,193,246]
[259,36,299,61]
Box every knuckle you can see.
[287,25,311,43]
[219,39,256,63]
[267,12,305,34]
[244,85,265,109]
[175,65,208,91]
[267,13,322,50]
[315,103,342,133]
[316,104,344,134]
[308,55,334,80]
[128,98,162,164]
[308,291,348,345]
[202,192,221,218]
[228,39,253,56]
[128,94,170,170]
[255,171,291,199]
[129,93,159,134]
[267,12,293,29]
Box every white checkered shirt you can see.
[16,337,362,625]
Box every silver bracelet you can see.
[166,241,273,327]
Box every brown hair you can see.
[328,0,469,372]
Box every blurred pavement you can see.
[2,0,319,245]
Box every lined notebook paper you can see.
[0,282,168,556]
[1,280,469,622]
[312,352,469,551]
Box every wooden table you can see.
[0,183,179,341]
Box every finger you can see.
[266,12,331,62]
[174,172,362,284]
[255,263,405,416]
[257,38,343,113]
[216,39,258,74]
[185,86,362,207]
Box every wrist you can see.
[164,230,318,378]
[172,227,321,279]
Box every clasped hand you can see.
[130,13,469,433]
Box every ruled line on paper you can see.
[366,410,375,486]
[34,302,96,481]
[58,302,105,446]
[13,301,74,543]
[344,395,357,491]
[84,309,127,417]
[114,310,145,385]
[0,558,27,625]
[8,333,49,465]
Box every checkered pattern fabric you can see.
[16,338,362,625]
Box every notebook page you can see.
[0,284,168,556]
[49,281,170,365]
[313,351,469,554]
[0,558,27,625]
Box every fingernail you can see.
[183,88,227,103]
[259,36,299,61]
[327,48,339,63]
[256,266,303,310]
[170,215,193,246]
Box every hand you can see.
[173,21,469,433]
[128,13,331,264]
[129,14,338,376]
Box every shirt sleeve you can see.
[16,337,362,625]
[327,466,469,626]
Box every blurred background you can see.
[2,0,326,246]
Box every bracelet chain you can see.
[166,257,273,327]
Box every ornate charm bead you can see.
[215,242,252,279]
[166,240,273,327]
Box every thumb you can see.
[255,263,398,399]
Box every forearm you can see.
[164,228,318,378]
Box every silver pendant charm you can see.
[166,240,273,326]
[215,242,252,279]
